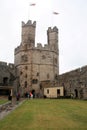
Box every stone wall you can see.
[0,62,15,95]
[58,66,87,99]
[14,44,59,94]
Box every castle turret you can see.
[47,26,59,76]
[47,26,58,51]
[22,20,36,47]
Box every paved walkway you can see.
[0,98,25,120]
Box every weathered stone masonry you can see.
[14,20,59,96]
[0,61,15,95]
[0,19,87,99]
[58,66,87,99]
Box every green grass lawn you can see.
[0,99,87,130]
[0,99,9,105]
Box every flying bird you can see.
[53,12,59,15]
[30,3,36,6]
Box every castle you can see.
[0,19,87,99]
[14,20,59,96]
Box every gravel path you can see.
[0,98,25,120]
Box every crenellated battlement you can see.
[0,61,7,66]
[47,26,58,33]
[0,61,14,68]
[15,41,58,54]
[36,43,50,50]
[22,20,36,27]
[15,20,59,55]
[37,43,42,48]
[47,26,58,51]
[15,45,20,53]
[22,20,36,45]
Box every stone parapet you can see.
[0,62,14,68]
[15,43,58,55]
[47,26,58,33]
[0,61,7,66]
[22,20,36,27]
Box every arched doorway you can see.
[74,89,78,98]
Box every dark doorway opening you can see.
[75,89,78,98]
[57,89,60,97]
[3,77,8,85]
[0,89,9,95]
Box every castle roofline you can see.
[22,20,36,27]
[47,26,58,33]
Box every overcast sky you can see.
[0,0,87,74]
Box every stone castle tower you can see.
[14,20,59,96]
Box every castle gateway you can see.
[14,20,59,96]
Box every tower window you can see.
[21,55,28,62]
[47,74,50,79]
[40,83,42,89]
[47,89,49,94]
[42,55,46,59]
[32,79,38,84]
[20,71,23,75]
[25,74,27,78]
[25,66,28,70]
[24,81,27,88]
[55,58,57,64]
[37,72,39,76]
[3,77,8,85]
[57,89,60,94]
[55,74,58,80]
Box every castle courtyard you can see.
[0,99,87,129]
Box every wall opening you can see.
[74,89,78,98]
[24,81,27,88]
[47,89,49,94]
[3,77,8,85]
[57,89,60,97]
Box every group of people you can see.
[8,89,35,102]
[8,90,20,102]
[24,91,33,99]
